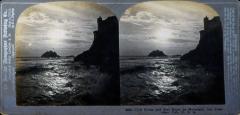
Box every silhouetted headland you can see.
[41,50,60,58]
[148,50,167,57]
[74,16,119,74]
[74,16,119,105]
[181,16,225,103]
[181,16,223,70]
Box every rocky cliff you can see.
[181,16,223,70]
[74,16,119,73]
[74,16,119,104]
[181,16,225,103]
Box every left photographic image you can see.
[16,1,119,106]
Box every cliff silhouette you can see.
[41,50,60,58]
[181,16,223,70]
[181,16,225,103]
[148,50,167,57]
[74,16,119,105]
[74,16,119,73]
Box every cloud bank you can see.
[120,1,218,56]
[16,1,114,57]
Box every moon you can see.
[47,29,67,43]
[153,28,174,42]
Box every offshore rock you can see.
[148,50,167,57]
[41,50,60,58]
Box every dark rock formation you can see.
[74,16,119,105]
[181,16,223,69]
[74,16,119,73]
[41,50,60,58]
[181,16,225,103]
[148,50,167,57]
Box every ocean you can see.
[120,56,223,105]
[16,56,224,105]
[16,57,111,105]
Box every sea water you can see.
[120,56,218,105]
[16,57,110,105]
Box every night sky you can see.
[120,1,219,56]
[16,1,114,57]
[16,1,219,57]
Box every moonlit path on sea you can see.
[120,57,216,105]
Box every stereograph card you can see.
[0,0,240,115]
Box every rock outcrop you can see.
[181,16,223,70]
[41,50,60,58]
[74,16,119,105]
[181,16,225,104]
[148,50,167,57]
[74,16,119,73]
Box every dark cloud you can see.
[63,39,92,44]
[169,38,196,43]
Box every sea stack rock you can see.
[148,50,167,57]
[41,50,60,58]
[74,16,119,73]
[181,16,223,69]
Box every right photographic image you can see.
[120,1,225,105]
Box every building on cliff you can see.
[74,16,119,105]
[181,16,223,70]
[181,16,225,104]
[74,16,119,74]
